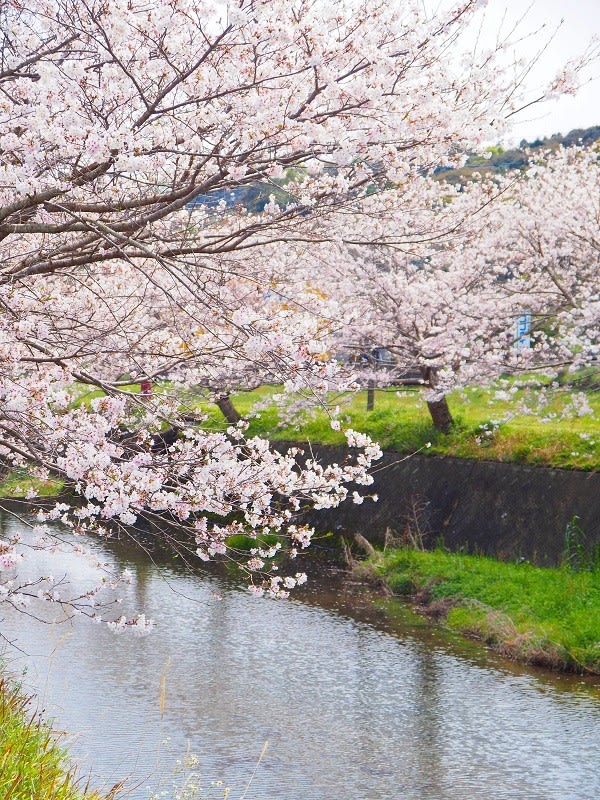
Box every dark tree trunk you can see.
[216,394,241,425]
[421,366,454,433]
[366,379,375,411]
[426,396,454,433]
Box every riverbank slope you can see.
[363,547,600,675]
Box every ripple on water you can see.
[1,517,599,800]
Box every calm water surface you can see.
[1,515,600,800]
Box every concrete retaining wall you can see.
[289,444,600,566]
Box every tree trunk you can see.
[421,366,454,433]
[426,396,454,433]
[366,379,375,411]
[215,394,241,425]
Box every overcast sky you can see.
[469,0,600,144]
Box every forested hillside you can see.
[436,124,600,183]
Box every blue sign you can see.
[516,314,531,349]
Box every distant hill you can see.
[524,125,600,151]
[188,124,600,213]
[435,124,600,184]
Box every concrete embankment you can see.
[287,444,600,566]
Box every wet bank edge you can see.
[346,558,600,678]
[291,443,600,677]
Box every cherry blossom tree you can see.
[0,0,590,627]
[484,144,600,375]
[305,141,600,432]
[275,174,527,431]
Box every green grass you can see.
[192,377,600,470]
[225,531,282,552]
[4,372,600,502]
[0,468,64,499]
[372,547,600,673]
[0,676,113,800]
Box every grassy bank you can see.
[71,376,600,471]
[367,547,600,675]
[3,373,600,501]
[198,378,600,471]
[0,675,113,800]
[0,467,64,500]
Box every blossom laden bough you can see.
[0,0,592,631]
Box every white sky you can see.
[470,0,600,144]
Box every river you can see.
[1,513,599,800]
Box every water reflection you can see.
[1,513,599,800]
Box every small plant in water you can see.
[148,741,268,800]
[148,750,229,800]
